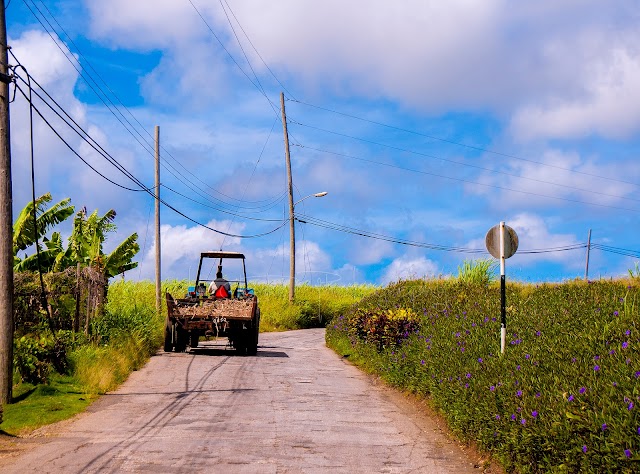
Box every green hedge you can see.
[327,279,640,473]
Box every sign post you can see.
[486,222,519,355]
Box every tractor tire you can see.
[163,323,173,352]
[174,324,187,352]
[247,311,260,356]
[190,330,199,348]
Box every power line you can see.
[592,244,640,259]
[221,0,296,100]
[187,0,280,116]
[161,184,284,222]
[291,142,640,213]
[290,122,640,207]
[12,65,288,240]
[24,0,284,211]
[296,212,590,255]
[288,98,639,188]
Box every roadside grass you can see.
[3,280,373,434]
[1,374,97,436]
[253,283,376,331]
[327,278,640,473]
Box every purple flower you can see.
[421,360,425,365]
[571,358,577,363]
[614,311,619,316]
[495,414,500,420]
[521,418,526,425]
[624,449,631,458]
[464,383,469,388]
[635,371,640,378]
[478,358,483,363]
[609,350,615,355]
[535,392,541,398]
[622,341,629,349]
[525,354,530,359]
[536,331,541,336]
[626,330,631,336]
[594,365,600,372]
[638,427,640,435]
[516,365,521,371]
[594,355,600,361]
[532,410,538,418]
[490,385,496,391]
[466,373,472,379]
[511,414,516,421]
[629,402,634,411]
[582,445,587,454]
[568,394,574,402]
[517,390,523,397]
[626,358,631,364]
[602,423,607,431]
[579,387,586,394]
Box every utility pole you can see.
[0,3,14,405]
[155,126,161,315]
[280,92,295,302]
[585,229,592,281]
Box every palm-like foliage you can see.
[13,193,74,255]
[69,208,139,278]
[13,196,139,278]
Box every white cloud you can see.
[380,255,440,285]
[505,213,583,268]
[135,219,243,280]
[84,0,640,127]
[468,148,639,210]
[511,48,640,140]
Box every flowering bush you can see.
[327,279,640,473]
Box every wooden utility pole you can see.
[585,229,592,281]
[280,93,295,302]
[155,126,161,315]
[0,3,14,405]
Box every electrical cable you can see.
[295,212,589,255]
[25,0,281,211]
[291,142,640,214]
[220,116,280,249]
[13,52,286,214]
[187,0,280,116]
[591,244,640,259]
[14,83,147,191]
[14,65,287,239]
[161,184,284,222]
[17,63,53,329]
[290,122,640,206]
[289,98,639,188]
[222,0,296,100]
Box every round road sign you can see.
[485,224,519,259]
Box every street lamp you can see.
[289,192,328,302]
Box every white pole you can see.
[500,221,506,355]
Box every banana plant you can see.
[13,193,75,268]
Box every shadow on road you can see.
[169,346,289,358]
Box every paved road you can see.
[1,329,483,473]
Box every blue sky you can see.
[7,0,640,285]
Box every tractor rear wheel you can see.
[190,330,199,348]
[163,321,173,352]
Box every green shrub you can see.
[13,330,79,384]
[328,279,640,473]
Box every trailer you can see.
[163,251,260,355]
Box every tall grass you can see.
[71,280,374,391]
[457,258,498,285]
[327,278,640,473]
